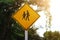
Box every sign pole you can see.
[12,3,40,40]
[25,30,28,40]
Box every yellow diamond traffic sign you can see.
[12,3,40,30]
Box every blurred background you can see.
[0,0,60,40]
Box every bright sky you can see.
[30,0,60,37]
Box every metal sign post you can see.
[25,30,28,40]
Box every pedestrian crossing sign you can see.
[12,3,40,30]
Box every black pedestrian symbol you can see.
[22,11,26,20]
[22,10,30,21]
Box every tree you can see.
[0,0,24,40]
[44,31,52,40]
[28,27,41,40]
[44,31,60,40]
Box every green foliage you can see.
[44,31,60,40]
[28,27,41,40]
[0,0,14,4]
[0,0,24,40]
[11,20,24,40]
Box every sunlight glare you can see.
[50,0,60,31]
